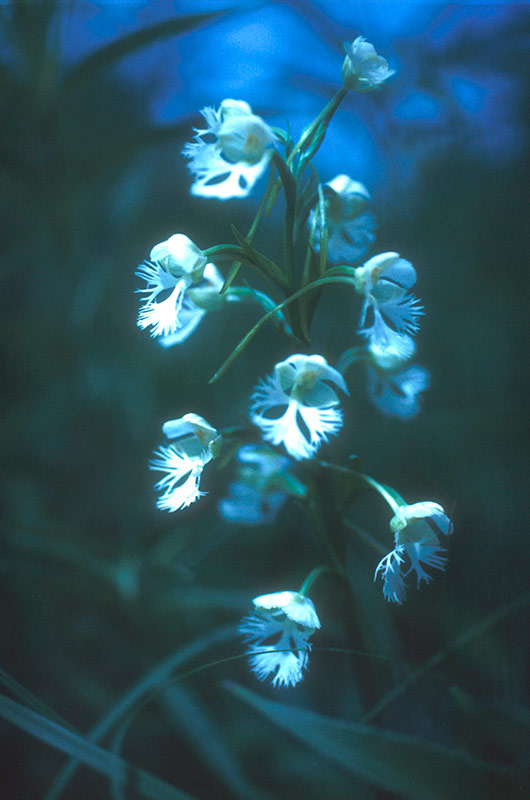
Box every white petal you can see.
[158,302,205,347]
[404,542,447,587]
[252,591,320,629]
[374,547,407,604]
[150,445,205,512]
[137,281,186,337]
[189,146,272,199]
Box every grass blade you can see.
[229,683,523,800]
[0,693,196,800]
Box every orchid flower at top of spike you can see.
[342,36,395,93]
[136,233,221,341]
[309,174,376,264]
[239,590,320,688]
[250,354,348,461]
[150,414,222,512]
[183,99,277,199]
[353,252,423,361]
[375,500,453,603]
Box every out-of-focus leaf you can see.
[363,592,530,723]
[0,668,74,733]
[60,13,224,93]
[162,685,258,800]
[45,625,236,800]
[0,694,197,800]
[449,685,530,766]
[229,683,524,800]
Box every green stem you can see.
[226,286,292,333]
[265,87,348,216]
[298,565,332,597]
[317,462,403,513]
[358,474,401,512]
[215,161,278,293]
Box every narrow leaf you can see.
[229,684,522,800]
[61,13,222,93]
[271,151,296,214]
[45,626,236,800]
[231,225,288,289]
[0,694,196,800]
[0,667,75,733]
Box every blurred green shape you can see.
[59,11,226,94]
[229,682,525,800]
[45,625,236,800]
[0,693,197,800]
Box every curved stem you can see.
[298,565,332,597]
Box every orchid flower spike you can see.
[375,501,453,603]
[239,591,320,688]
[150,414,222,512]
[183,99,277,199]
[250,354,348,460]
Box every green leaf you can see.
[271,151,296,215]
[231,225,289,289]
[162,685,257,800]
[228,684,523,800]
[45,625,236,800]
[0,693,196,800]
[0,667,75,733]
[61,13,223,93]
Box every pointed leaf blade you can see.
[228,684,522,800]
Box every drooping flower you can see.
[219,444,305,525]
[157,263,225,348]
[375,501,453,603]
[309,174,376,264]
[150,414,222,512]
[183,99,277,199]
[239,591,320,688]
[354,252,423,361]
[136,234,221,341]
[250,354,348,460]
[342,36,395,93]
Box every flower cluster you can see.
[134,36,452,688]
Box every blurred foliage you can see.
[0,2,529,799]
